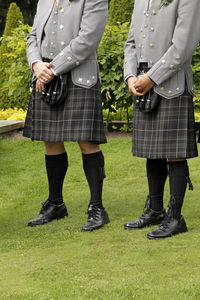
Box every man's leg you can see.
[78,141,109,231]
[147,159,191,239]
[28,142,68,226]
[124,159,167,229]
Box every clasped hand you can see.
[127,74,155,97]
[33,62,55,92]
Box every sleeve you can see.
[51,0,108,75]
[147,0,200,85]
[124,11,138,81]
[27,14,43,69]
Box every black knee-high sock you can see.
[45,152,68,205]
[168,160,193,219]
[82,151,105,208]
[146,159,168,211]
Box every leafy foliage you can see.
[2,2,24,37]
[108,0,134,25]
[0,24,32,110]
[192,45,200,111]
[0,3,29,110]
[98,23,133,126]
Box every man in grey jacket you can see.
[24,0,110,231]
[124,0,200,239]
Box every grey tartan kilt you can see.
[132,90,198,159]
[23,74,107,144]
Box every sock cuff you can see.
[45,152,67,161]
[168,160,188,177]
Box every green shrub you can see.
[108,0,134,25]
[192,45,200,111]
[98,23,133,125]
[1,24,32,110]
[0,2,25,110]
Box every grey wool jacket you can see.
[27,0,108,88]
[124,0,200,99]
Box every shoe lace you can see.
[88,206,100,221]
[140,195,151,218]
[40,199,51,213]
[159,195,176,230]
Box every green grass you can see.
[0,138,200,300]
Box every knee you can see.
[78,141,100,154]
[44,142,65,155]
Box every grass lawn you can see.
[0,137,200,300]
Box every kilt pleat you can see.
[132,90,198,159]
[23,75,107,144]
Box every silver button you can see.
[92,76,95,80]
[60,52,64,56]
[53,21,57,25]
[50,52,54,56]
[50,42,54,45]
[67,56,72,61]
[149,43,154,48]
[149,60,153,65]
[168,90,172,95]
[169,65,174,70]
[160,87,165,91]
[162,60,166,64]
[78,78,83,82]
[150,27,154,32]
[146,13,149,17]
[59,25,64,30]
[54,11,58,15]
[61,8,64,13]
[52,31,56,35]
[144,24,148,28]
[61,41,65,46]
[30,49,33,53]
[87,80,90,84]
[152,10,157,15]
[75,61,80,66]
[176,88,180,92]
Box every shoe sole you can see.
[124,219,164,230]
[147,227,188,240]
[81,219,110,232]
[27,213,68,227]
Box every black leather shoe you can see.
[124,208,166,229]
[28,200,68,226]
[81,205,110,231]
[147,215,188,239]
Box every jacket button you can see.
[162,60,166,64]
[59,25,64,30]
[176,88,180,92]
[78,78,83,82]
[168,90,172,95]
[160,87,164,91]
[169,65,174,70]
[75,61,80,66]
[67,56,72,61]
[149,43,154,48]
[61,41,65,46]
